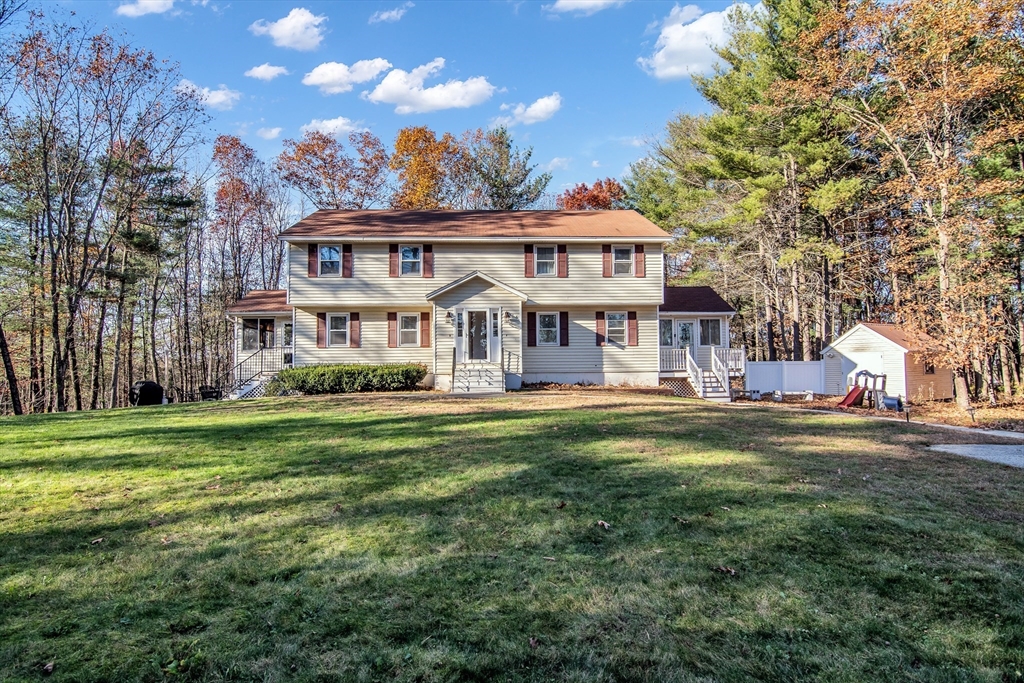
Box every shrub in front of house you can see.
[273,364,428,395]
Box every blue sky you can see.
[66,0,748,193]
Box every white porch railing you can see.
[685,351,705,398]
[711,350,731,401]
[659,348,692,372]
[714,346,746,375]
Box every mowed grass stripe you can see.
[0,392,1021,682]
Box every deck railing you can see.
[711,350,731,401]
[224,346,293,393]
[685,351,705,398]
[659,348,691,372]
[715,346,746,374]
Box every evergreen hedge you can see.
[273,364,428,395]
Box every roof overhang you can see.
[226,309,292,318]
[279,235,672,244]
[426,271,528,302]
[659,311,736,317]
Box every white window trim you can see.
[605,311,627,345]
[698,318,722,347]
[534,244,557,277]
[319,245,341,277]
[398,312,420,347]
[611,245,633,277]
[399,244,423,277]
[327,312,350,348]
[537,311,560,346]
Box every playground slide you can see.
[838,385,867,408]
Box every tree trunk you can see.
[108,249,129,409]
[0,321,24,416]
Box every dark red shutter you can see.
[423,244,433,278]
[387,312,397,347]
[559,311,569,346]
[316,312,326,348]
[557,245,568,278]
[342,244,353,278]
[420,311,430,347]
[308,244,318,278]
[595,311,606,346]
[602,245,612,277]
[389,244,399,277]
[634,245,645,278]
[349,312,360,348]
[524,244,534,278]
[527,311,537,347]
[627,311,638,346]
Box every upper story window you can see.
[924,362,936,375]
[328,313,349,347]
[613,246,633,276]
[538,313,559,345]
[319,246,340,276]
[699,319,721,346]
[606,312,627,344]
[401,245,422,276]
[399,313,419,346]
[535,246,556,276]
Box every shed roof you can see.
[278,210,671,241]
[826,322,939,353]
[226,290,290,315]
[660,286,735,314]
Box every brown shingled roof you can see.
[661,286,735,313]
[278,209,671,240]
[226,290,290,314]
[860,323,937,351]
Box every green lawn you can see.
[1,392,1022,682]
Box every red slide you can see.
[838,386,867,408]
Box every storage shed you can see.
[822,323,954,401]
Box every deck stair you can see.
[452,362,504,395]
[229,372,278,400]
[699,373,732,403]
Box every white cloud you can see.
[249,8,327,51]
[369,2,413,23]
[300,116,364,136]
[176,79,242,111]
[256,127,283,140]
[591,160,601,168]
[364,58,495,114]
[303,58,392,95]
[543,0,628,16]
[493,92,562,127]
[638,3,754,80]
[544,157,571,171]
[245,63,290,81]
[115,0,175,17]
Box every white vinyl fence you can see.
[745,361,827,395]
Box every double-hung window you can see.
[400,245,422,276]
[606,312,627,344]
[328,313,349,347]
[319,246,340,276]
[535,246,556,276]
[399,313,419,347]
[699,319,721,346]
[612,246,633,276]
[538,313,559,345]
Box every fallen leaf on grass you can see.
[332,503,342,513]
[42,662,54,675]
[597,520,611,530]
[555,501,567,510]
[90,537,103,545]
[543,556,556,561]
[161,537,172,545]
[702,511,714,518]
[721,506,731,511]
[671,516,689,524]
[205,485,220,490]
[714,566,738,576]
[529,637,539,649]
[817,504,828,508]
[739,443,757,452]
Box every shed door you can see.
[842,352,885,389]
